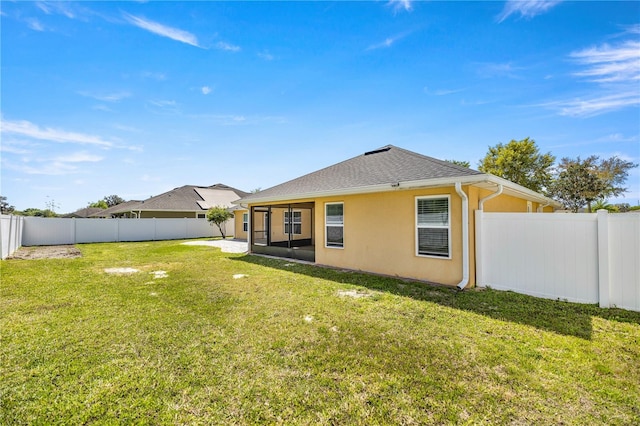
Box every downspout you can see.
[478,184,503,210]
[455,182,469,290]
[537,201,550,213]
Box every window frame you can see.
[325,202,344,249]
[415,195,451,259]
[242,213,248,232]
[283,210,302,235]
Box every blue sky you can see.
[1,0,639,212]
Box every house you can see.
[93,184,249,220]
[234,145,561,289]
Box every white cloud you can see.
[26,18,45,31]
[0,118,113,147]
[548,91,639,118]
[36,1,77,19]
[215,41,241,52]
[192,114,287,126]
[366,35,403,51]
[4,162,78,176]
[497,0,562,23]
[140,71,167,81]
[201,86,212,95]
[424,87,465,96]
[52,152,103,163]
[476,62,524,79]
[79,91,131,102]
[387,0,413,13]
[92,105,114,112]
[123,13,201,48]
[570,40,640,83]
[547,29,640,117]
[258,50,274,61]
[146,99,180,115]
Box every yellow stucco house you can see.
[233,145,560,289]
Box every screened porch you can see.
[250,202,315,262]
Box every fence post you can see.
[597,209,610,308]
[475,210,484,287]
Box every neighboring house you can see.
[93,184,249,220]
[90,200,142,218]
[62,207,105,218]
[234,145,561,289]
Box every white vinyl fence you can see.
[476,210,640,312]
[21,217,233,246]
[0,215,25,259]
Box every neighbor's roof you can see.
[101,184,249,214]
[236,145,561,207]
[90,200,142,217]
[63,207,105,218]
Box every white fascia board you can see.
[483,175,562,208]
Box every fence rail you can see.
[476,210,640,312]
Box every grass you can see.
[1,239,639,425]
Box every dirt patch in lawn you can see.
[9,245,82,260]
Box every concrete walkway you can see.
[181,239,248,253]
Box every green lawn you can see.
[1,240,639,425]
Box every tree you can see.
[88,200,109,209]
[103,195,126,207]
[0,196,15,214]
[206,206,234,239]
[21,207,57,217]
[591,199,618,213]
[446,159,471,168]
[478,137,555,193]
[614,203,631,213]
[597,156,637,200]
[549,156,637,213]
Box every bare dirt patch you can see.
[9,245,82,260]
[337,289,372,299]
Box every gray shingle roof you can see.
[135,183,248,211]
[90,201,142,217]
[94,184,248,215]
[239,145,483,202]
[63,207,105,218]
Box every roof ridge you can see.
[392,145,480,173]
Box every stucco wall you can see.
[314,188,464,286]
[234,210,248,240]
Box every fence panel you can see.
[477,212,600,304]
[477,211,640,311]
[75,219,118,243]
[608,214,640,311]
[1,215,25,259]
[22,217,234,246]
[22,217,75,246]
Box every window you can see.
[197,213,206,219]
[242,213,248,232]
[416,196,450,258]
[325,203,344,248]
[284,211,302,235]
